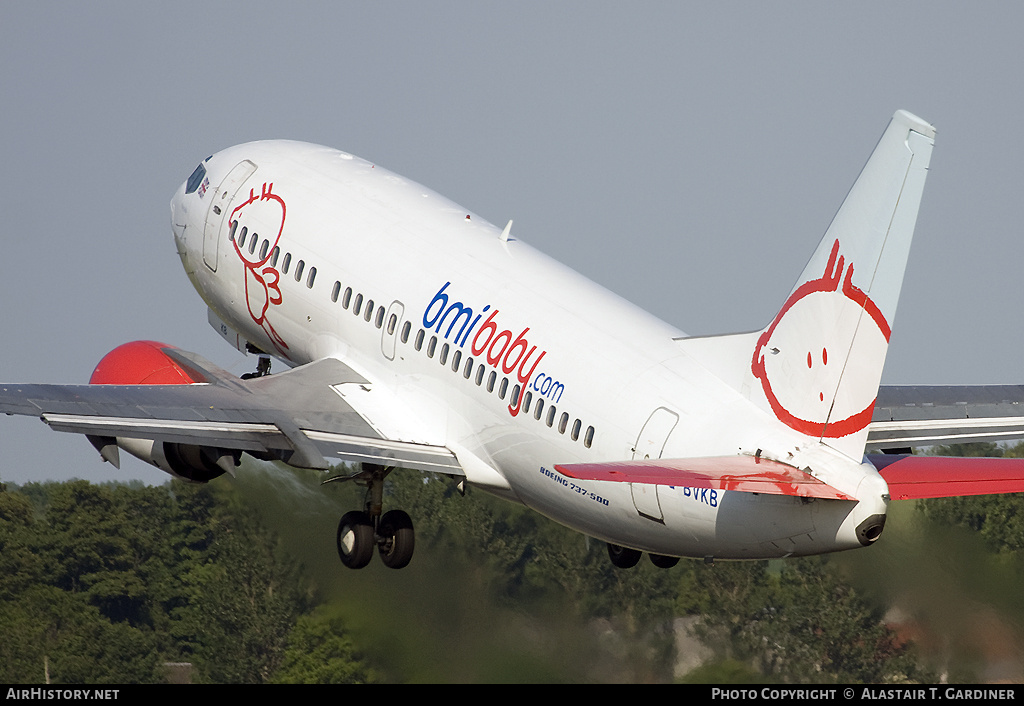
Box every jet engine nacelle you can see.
[86,340,238,481]
[89,340,203,386]
[103,436,237,482]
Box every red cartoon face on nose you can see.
[751,240,890,438]
[229,182,289,354]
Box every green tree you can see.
[920,442,1024,552]
[272,607,381,683]
[0,586,161,683]
[0,475,315,683]
[171,501,309,683]
[679,558,920,683]
[0,489,44,600]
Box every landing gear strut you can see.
[241,356,272,380]
[327,465,416,570]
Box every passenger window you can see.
[294,259,305,281]
[534,398,544,420]
[353,293,363,315]
[511,384,521,407]
[571,419,581,441]
[451,349,462,372]
[249,235,258,255]
[584,426,595,449]
[414,329,424,351]
[498,377,508,399]
[388,314,398,335]
[364,300,374,322]
[475,364,485,386]
[401,321,411,343]
[282,253,291,274]
[487,371,496,392]
[427,336,437,358]
[463,356,473,379]
[523,390,532,414]
[229,220,238,241]
[440,343,449,365]
[332,281,341,303]
[306,266,316,288]
[375,306,385,329]
[342,287,352,309]
[546,406,556,427]
[271,246,280,268]
[558,412,569,434]
[237,227,248,249]
[260,240,270,260]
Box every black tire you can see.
[607,542,641,569]
[649,553,679,569]
[337,511,374,569]
[378,509,415,569]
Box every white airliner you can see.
[5,110,1024,570]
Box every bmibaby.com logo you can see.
[422,282,565,417]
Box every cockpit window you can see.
[185,163,207,194]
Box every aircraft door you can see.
[381,300,405,360]
[203,160,257,272]
[630,407,679,522]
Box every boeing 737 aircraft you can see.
[5,110,1024,570]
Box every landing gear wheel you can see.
[337,511,374,569]
[649,553,680,569]
[377,509,415,569]
[240,356,272,380]
[607,542,642,569]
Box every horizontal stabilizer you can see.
[555,456,854,500]
[870,384,1024,448]
[870,454,1024,500]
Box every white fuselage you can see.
[170,140,887,560]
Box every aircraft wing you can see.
[0,347,462,475]
[555,456,854,500]
[869,384,1024,449]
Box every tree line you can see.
[2,442,1022,683]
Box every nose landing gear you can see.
[327,465,416,570]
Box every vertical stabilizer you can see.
[749,110,934,459]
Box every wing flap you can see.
[41,413,283,452]
[555,455,854,500]
[870,454,1024,500]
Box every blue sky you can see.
[2,2,1023,484]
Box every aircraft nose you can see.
[171,158,211,272]
[171,181,187,247]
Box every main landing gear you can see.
[240,356,272,380]
[606,543,679,570]
[326,464,415,570]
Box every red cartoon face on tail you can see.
[229,182,289,355]
[751,240,890,439]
